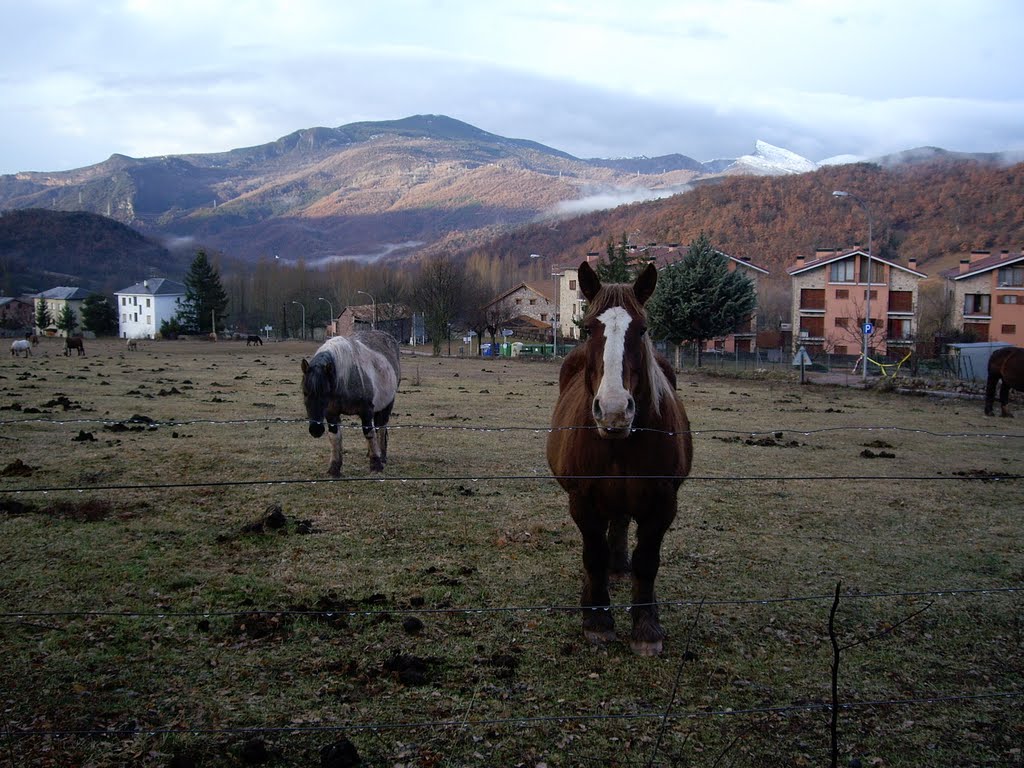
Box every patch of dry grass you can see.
[0,337,1022,766]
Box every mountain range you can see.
[2,114,1023,296]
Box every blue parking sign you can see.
[863,322,874,335]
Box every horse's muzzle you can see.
[308,421,325,438]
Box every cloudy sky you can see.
[2,0,1023,175]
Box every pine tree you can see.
[55,304,77,336]
[34,300,52,333]
[646,233,756,367]
[81,294,118,336]
[595,233,637,283]
[178,250,229,333]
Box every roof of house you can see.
[939,250,1024,281]
[0,296,32,306]
[487,281,555,307]
[787,249,927,278]
[114,278,187,296]
[34,286,92,300]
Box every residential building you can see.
[114,278,187,339]
[787,248,927,356]
[33,286,91,336]
[940,249,1024,346]
[0,296,35,330]
[483,282,557,340]
[333,303,411,342]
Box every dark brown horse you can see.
[64,336,85,356]
[547,261,692,656]
[985,345,1024,417]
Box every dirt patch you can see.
[1,458,35,476]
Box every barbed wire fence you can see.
[1,416,1023,766]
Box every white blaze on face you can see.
[594,306,634,431]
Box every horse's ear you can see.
[633,262,658,305]
[579,261,601,302]
[301,358,310,375]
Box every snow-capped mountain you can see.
[725,140,819,175]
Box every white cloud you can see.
[1,0,1023,173]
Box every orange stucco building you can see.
[941,249,1024,346]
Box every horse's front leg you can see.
[629,491,676,656]
[999,381,1014,417]
[327,422,343,477]
[361,411,384,472]
[608,513,631,578]
[570,492,615,645]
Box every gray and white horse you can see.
[10,339,31,357]
[301,331,401,476]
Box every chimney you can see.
[970,249,990,263]
[795,254,806,268]
[740,256,751,262]
[815,248,836,259]
[908,258,917,270]
[959,259,971,274]
[143,279,149,289]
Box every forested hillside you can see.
[0,209,187,295]
[457,160,1024,282]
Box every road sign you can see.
[863,322,874,335]
[501,329,514,337]
[791,346,813,366]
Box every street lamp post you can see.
[291,300,306,341]
[832,190,874,382]
[357,290,376,330]
[317,297,334,337]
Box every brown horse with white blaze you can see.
[985,345,1024,417]
[547,261,692,656]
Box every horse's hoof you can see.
[328,462,341,478]
[1001,412,1014,418]
[369,457,384,473]
[584,628,617,646]
[629,638,663,656]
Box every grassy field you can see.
[1,336,1022,767]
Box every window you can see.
[997,266,1024,287]
[800,316,824,337]
[889,291,913,312]
[121,297,127,306]
[997,294,1019,304]
[515,298,522,305]
[569,280,577,291]
[835,317,849,328]
[146,298,151,307]
[146,315,151,325]
[964,322,990,342]
[1001,324,1017,335]
[529,299,536,305]
[835,289,849,299]
[829,258,856,282]
[964,294,991,315]
[859,259,885,284]
[800,288,825,309]
[834,345,848,355]
[887,318,912,340]
[540,313,547,322]
[863,290,878,301]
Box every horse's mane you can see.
[584,284,675,417]
[306,337,358,398]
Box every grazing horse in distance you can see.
[246,334,263,346]
[547,261,693,656]
[64,336,85,356]
[985,346,1024,417]
[301,331,401,477]
[126,338,139,351]
[11,339,31,357]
